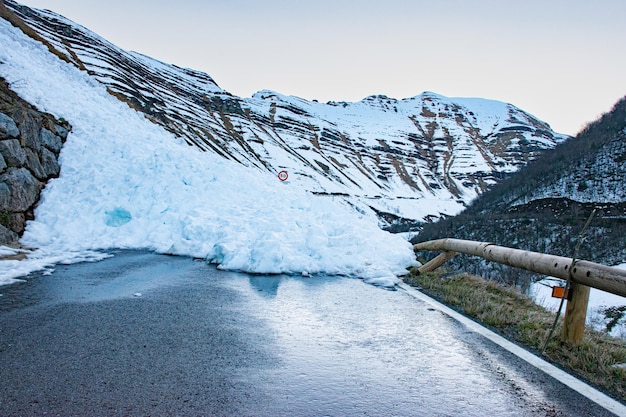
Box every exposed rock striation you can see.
[0,77,69,245]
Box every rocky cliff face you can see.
[0,77,69,245]
[3,0,569,228]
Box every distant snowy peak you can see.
[4,0,569,225]
[243,89,567,198]
[250,89,564,148]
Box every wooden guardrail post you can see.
[418,251,457,273]
[561,283,591,345]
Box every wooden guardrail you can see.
[414,238,626,297]
[413,238,626,345]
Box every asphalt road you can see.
[0,250,621,416]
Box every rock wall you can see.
[0,77,69,246]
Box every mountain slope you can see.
[0,14,418,286]
[414,96,626,286]
[3,0,568,226]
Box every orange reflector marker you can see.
[551,286,570,300]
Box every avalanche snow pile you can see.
[0,19,417,287]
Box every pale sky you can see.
[15,0,626,136]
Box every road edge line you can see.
[399,283,626,417]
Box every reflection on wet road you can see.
[0,251,619,416]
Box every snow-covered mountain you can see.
[415,96,626,284]
[0,1,577,288]
[467,96,626,213]
[3,0,568,226]
[0,4,418,287]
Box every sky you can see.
[13,0,626,136]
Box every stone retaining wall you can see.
[0,77,69,245]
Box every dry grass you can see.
[404,269,626,402]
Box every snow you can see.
[0,246,24,257]
[0,19,418,288]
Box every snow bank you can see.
[0,19,417,287]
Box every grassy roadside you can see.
[403,269,626,403]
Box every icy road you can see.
[0,251,622,416]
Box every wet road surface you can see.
[0,251,621,416]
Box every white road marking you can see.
[399,283,626,417]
